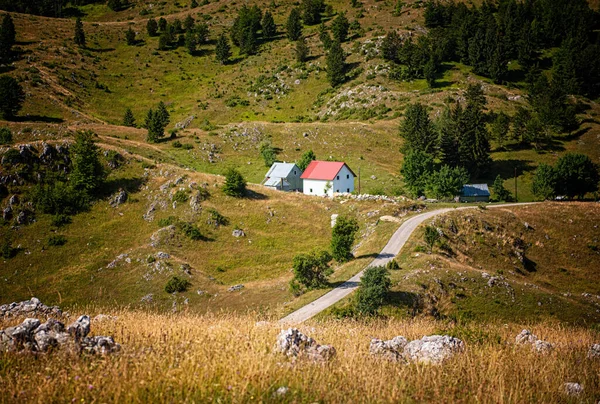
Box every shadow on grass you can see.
[387,290,421,314]
[62,6,86,17]
[245,189,268,200]
[87,47,116,53]
[13,115,64,123]
[488,159,536,180]
[100,176,146,198]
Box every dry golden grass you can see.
[1,310,599,403]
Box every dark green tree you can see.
[400,103,437,154]
[70,131,105,196]
[356,266,391,315]
[456,85,491,178]
[184,15,195,32]
[381,31,402,63]
[107,0,123,11]
[230,5,262,48]
[0,76,24,119]
[260,140,277,167]
[195,22,209,44]
[261,10,276,38]
[145,108,166,143]
[0,14,16,62]
[301,0,324,25]
[155,101,170,128]
[286,8,303,41]
[436,106,460,167]
[215,33,231,64]
[122,108,135,127]
[492,175,512,202]
[185,30,197,54]
[74,18,86,47]
[158,32,170,50]
[490,111,511,150]
[147,18,158,37]
[531,163,557,200]
[297,149,316,171]
[158,17,167,32]
[318,22,332,50]
[326,40,346,87]
[555,153,599,199]
[291,249,332,290]
[400,149,434,197]
[125,27,136,45]
[0,127,12,145]
[425,165,469,200]
[295,37,309,63]
[331,215,359,263]
[222,167,247,197]
[239,26,258,56]
[331,12,349,43]
[424,225,440,252]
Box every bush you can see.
[30,181,89,215]
[51,214,72,227]
[47,235,67,246]
[291,249,333,289]
[172,190,189,203]
[158,216,178,227]
[222,168,246,197]
[331,216,359,262]
[181,143,194,150]
[424,225,440,252]
[180,222,203,240]
[386,259,400,270]
[207,208,228,227]
[165,276,191,293]
[356,266,391,315]
[172,140,182,148]
[1,239,16,259]
[0,127,12,144]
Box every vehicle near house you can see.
[459,184,490,202]
[261,162,303,191]
[301,161,356,197]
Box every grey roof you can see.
[461,184,490,197]
[264,163,300,179]
[264,177,291,187]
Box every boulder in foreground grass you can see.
[587,344,600,359]
[0,314,120,354]
[564,382,583,396]
[276,328,336,362]
[370,335,464,364]
[515,329,554,353]
[0,297,63,318]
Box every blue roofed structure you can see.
[459,184,490,202]
[261,162,303,192]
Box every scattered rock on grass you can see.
[564,382,583,396]
[369,336,408,362]
[515,329,554,353]
[1,297,62,319]
[276,328,336,362]
[403,335,465,364]
[232,229,246,237]
[587,344,600,359]
[228,284,244,292]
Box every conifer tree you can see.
[147,18,158,37]
[301,0,324,25]
[239,26,257,55]
[399,103,437,155]
[215,33,231,64]
[184,15,195,32]
[318,22,332,50]
[74,18,86,47]
[326,40,346,87]
[262,10,276,38]
[0,15,16,62]
[222,168,247,197]
[156,101,170,128]
[331,12,349,43]
[286,8,302,41]
[123,108,136,127]
[0,76,25,119]
[70,130,105,196]
[158,17,167,32]
[295,37,309,63]
[191,0,198,8]
[297,150,316,171]
[125,27,136,45]
[185,30,197,54]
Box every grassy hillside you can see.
[1,310,599,402]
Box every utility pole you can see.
[514,167,518,202]
[358,166,361,194]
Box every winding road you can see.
[279,203,536,324]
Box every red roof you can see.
[300,161,355,181]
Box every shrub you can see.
[172,190,189,203]
[1,239,16,259]
[291,249,333,289]
[165,276,191,293]
[30,181,89,215]
[386,259,400,270]
[181,143,194,150]
[356,266,391,315]
[424,225,440,252]
[146,255,156,263]
[0,127,12,144]
[51,214,72,227]
[158,216,178,227]
[207,208,228,227]
[222,168,246,197]
[180,222,203,240]
[331,216,359,262]
[47,235,67,246]
[172,140,182,148]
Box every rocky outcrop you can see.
[515,329,554,353]
[370,335,464,364]
[109,189,127,207]
[232,229,245,238]
[228,284,244,292]
[587,343,600,359]
[1,297,62,318]
[564,382,583,396]
[0,315,120,354]
[276,328,336,362]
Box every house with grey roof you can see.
[459,184,490,202]
[261,162,303,191]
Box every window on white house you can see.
[310,188,313,193]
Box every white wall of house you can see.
[303,166,355,196]
[303,179,332,196]
[331,165,355,194]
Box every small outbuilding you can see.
[459,184,490,203]
[262,162,303,191]
[301,161,356,197]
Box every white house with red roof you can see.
[300,161,356,197]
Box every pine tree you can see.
[0,75,25,119]
[239,26,257,56]
[436,107,460,167]
[399,103,437,154]
[286,8,303,41]
[318,22,332,50]
[331,12,349,43]
[122,108,136,127]
[297,150,316,171]
[70,130,105,196]
[125,27,136,45]
[74,18,86,47]
[107,0,123,11]
[262,10,276,38]
[156,101,170,128]
[490,111,511,150]
[158,32,170,50]
[147,18,158,37]
[215,33,231,64]
[184,15,195,32]
[400,149,434,197]
[191,0,198,7]
[158,17,167,32]
[326,40,346,87]
[381,31,402,62]
[185,30,197,54]
[295,37,309,63]
[0,15,16,62]
[302,0,324,25]
[222,168,247,197]
[492,175,512,202]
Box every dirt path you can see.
[279,203,538,324]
